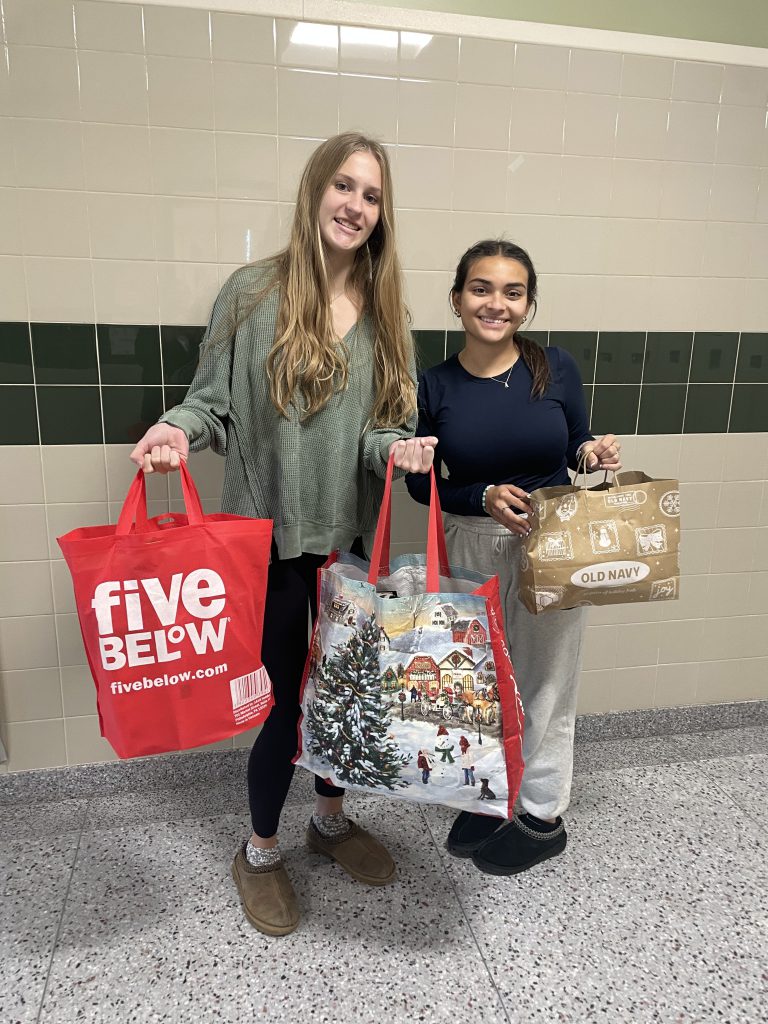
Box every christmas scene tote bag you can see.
[519,463,680,614]
[58,463,274,759]
[295,457,525,820]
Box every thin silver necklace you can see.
[488,364,515,388]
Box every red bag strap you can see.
[116,461,204,536]
[367,453,450,593]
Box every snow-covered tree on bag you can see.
[306,614,410,790]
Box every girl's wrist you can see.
[481,484,493,514]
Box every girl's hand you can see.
[390,436,438,473]
[129,424,189,474]
[485,484,532,537]
[581,434,622,472]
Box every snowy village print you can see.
[296,566,520,819]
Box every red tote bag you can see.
[58,463,274,759]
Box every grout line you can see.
[34,797,88,1024]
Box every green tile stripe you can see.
[0,324,766,443]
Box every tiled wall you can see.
[1,0,767,772]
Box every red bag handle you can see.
[367,453,450,593]
[116,460,204,536]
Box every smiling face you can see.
[452,255,531,350]
[318,150,382,256]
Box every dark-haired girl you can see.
[406,240,621,876]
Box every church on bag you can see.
[294,455,525,820]
[57,464,274,759]
[519,467,681,614]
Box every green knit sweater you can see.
[160,263,417,559]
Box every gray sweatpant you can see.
[444,513,587,820]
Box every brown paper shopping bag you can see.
[519,467,680,614]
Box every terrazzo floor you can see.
[3,725,767,1024]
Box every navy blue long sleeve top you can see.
[405,347,593,516]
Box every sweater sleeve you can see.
[556,348,594,471]
[405,373,488,515]
[360,334,418,480]
[159,272,240,455]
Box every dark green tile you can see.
[98,325,161,385]
[31,324,98,384]
[637,384,686,434]
[549,332,597,384]
[591,385,640,436]
[735,334,768,384]
[103,386,164,444]
[37,386,103,444]
[690,332,738,384]
[520,330,548,348]
[643,333,693,384]
[446,330,464,358]
[595,332,645,385]
[164,385,189,413]
[582,385,593,424]
[0,386,39,443]
[0,323,33,384]
[683,384,731,433]
[729,385,768,432]
[414,330,446,369]
[161,326,204,385]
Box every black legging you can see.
[247,541,364,837]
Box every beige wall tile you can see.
[25,257,94,322]
[277,21,338,71]
[397,209,454,272]
[615,97,668,160]
[216,200,279,264]
[398,79,456,148]
[603,218,656,275]
[79,50,149,126]
[697,658,768,702]
[569,49,622,95]
[404,270,452,330]
[680,482,720,529]
[575,668,610,714]
[152,197,217,263]
[709,528,755,574]
[340,26,398,76]
[564,92,617,157]
[454,82,510,151]
[4,0,76,47]
[608,665,657,711]
[83,124,153,194]
[339,74,397,144]
[449,211,517,266]
[599,275,647,331]
[0,255,28,319]
[716,481,762,528]
[614,621,659,667]
[168,448,225,502]
[672,61,723,103]
[458,37,515,87]
[702,223,751,281]
[679,434,726,483]
[754,528,768,572]
[56,612,87,667]
[507,153,561,215]
[150,128,217,198]
[0,121,13,186]
[559,156,612,217]
[0,507,48,565]
[749,571,768,613]
[709,164,760,222]
[747,223,768,279]
[278,137,320,202]
[0,614,58,670]
[510,88,566,155]
[654,221,706,277]
[742,280,768,332]
[107,498,170,526]
[513,43,569,91]
[92,260,159,324]
[18,190,89,259]
[721,65,768,107]
[0,447,44,505]
[60,665,97,717]
[395,146,451,210]
[673,573,709,619]
[157,262,220,326]
[47,502,109,559]
[547,216,607,275]
[65,714,118,765]
[88,194,156,261]
[582,624,618,670]
[715,104,766,166]
[7,45,79,120]
[609,158,661,218]
[0,187,22,255]
[51,559,76,615]
[656,617,705,664]
[666,101,719,163]
[1,718,66,771]
[42,445,107,503]
[621,54,674,99]
[654,662,699,707]
[723,433,768,482]
[390,490,428,544]
[0,666,62,722]
[11,119,84,190]
[0,561,53,617]
[148,56,214,131]
[75,1,144,53]
[452,149,508,213]
[646,276,700,332]
[277,69,338,138]
[216,133,278,201]
[212,13,275,65]
[631,435,681,478]
[399,32,458,82]
[104,445,169,506]
[705,572,751,617]
[144,5,211,59]
[758,169,768,223]
[214,62,277,134]
[547,274,604,332]
[679,528,714,575]
[233,723,263,749]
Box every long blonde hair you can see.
[239,133,414,426]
